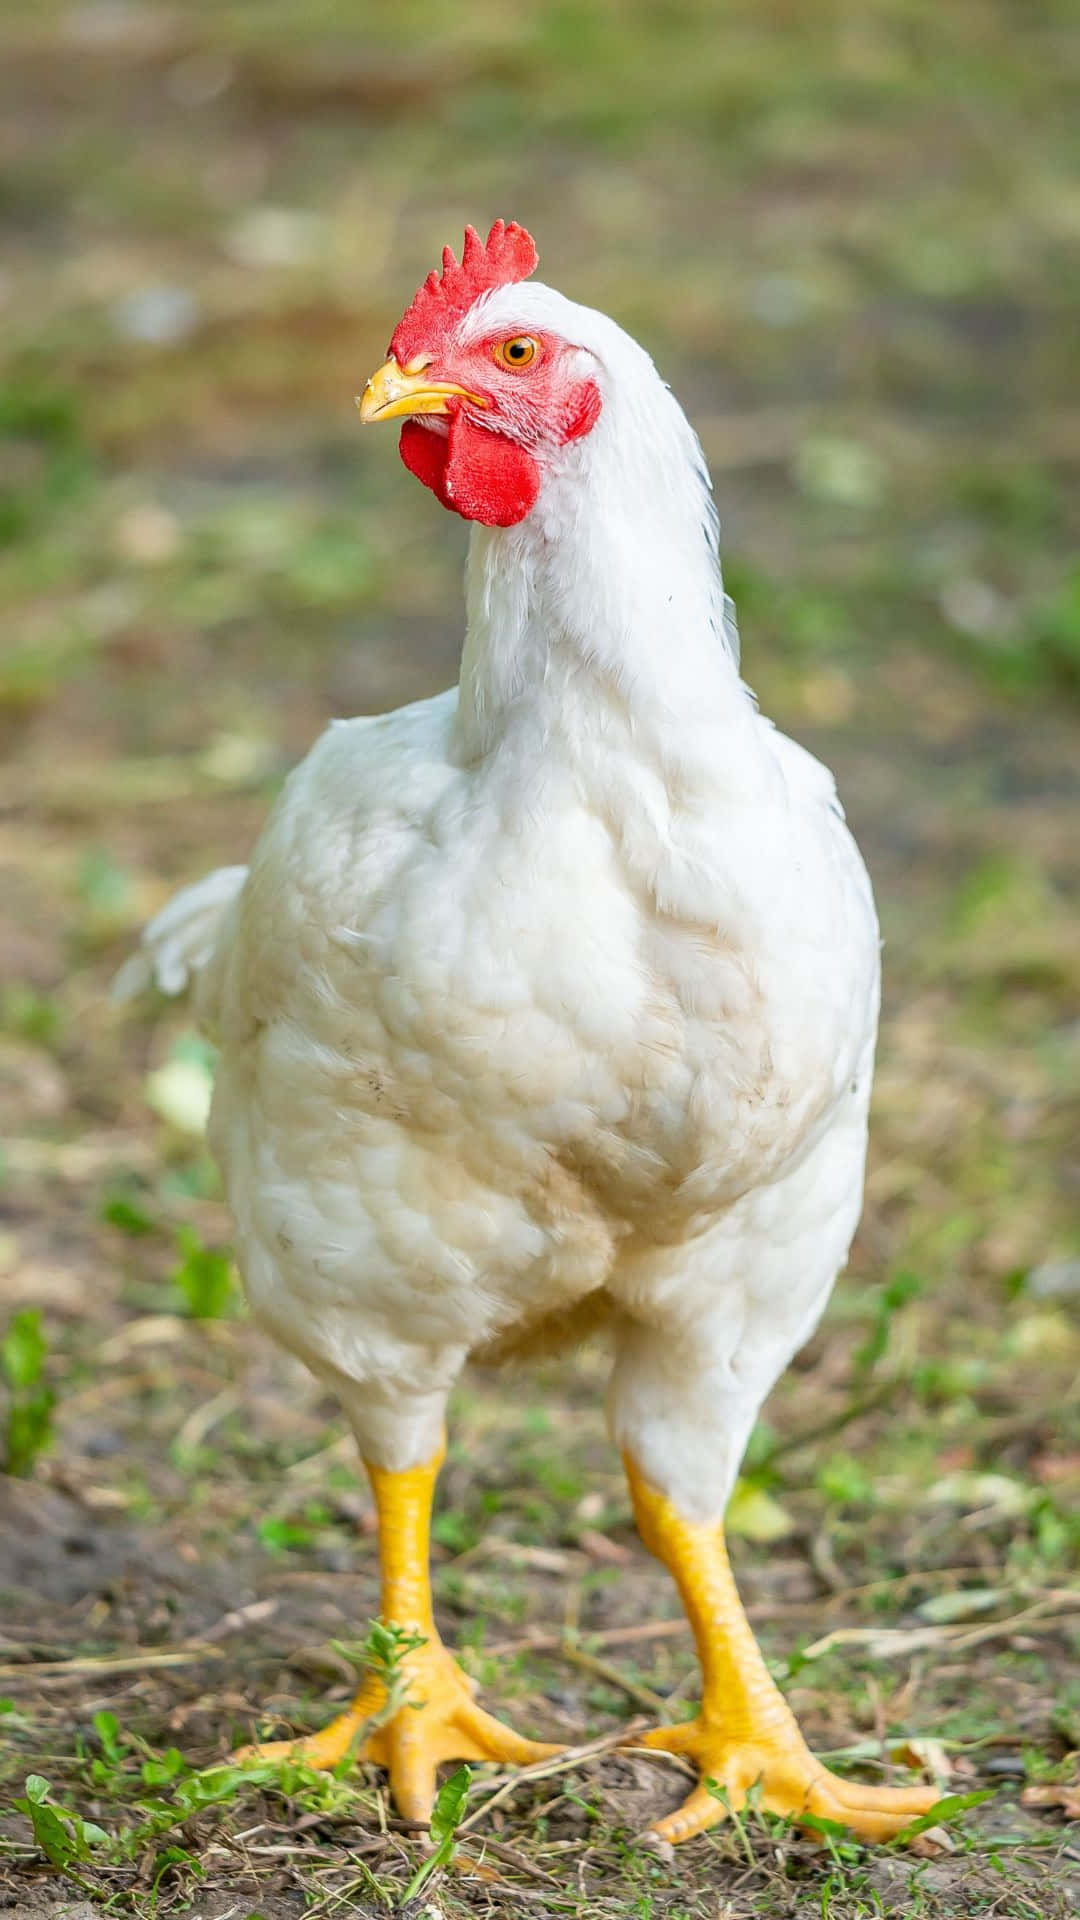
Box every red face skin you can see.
[397,330,602,529]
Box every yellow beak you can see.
[356,359,488,425]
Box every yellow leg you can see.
[623,1455,940,1845]
[236,1438,558,1821]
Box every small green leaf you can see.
[353,1618,427,1679]
[401,1764,470,1902]
[800,1810,859,1841]
[256,1516,313,1554]
[1,984,61,1046]
[816,1452,873,1506]
[28,1802,75,1867]
[853,1270,923,1381]
[430,1763,470,1848]
[151,1844,201,1891]
[141,1747,186,1786]
[5,1391,56,1476]
[2,1311,56,1475]
[890,1789,995,1843]
[172,1225,234,1319]
[2,1310,46,1390]
[92,1708,124,1762]
[101,1193,154,1236]
[15,1781,79,1870]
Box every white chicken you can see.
[125,221,938,1844]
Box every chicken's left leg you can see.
[236,1436,558,1819]
[609,1308,940,1846]
[623,1457,940,1843]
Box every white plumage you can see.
[142,276,880,1519]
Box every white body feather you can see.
[149,284,880,1521]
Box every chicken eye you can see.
[493,335,539,370]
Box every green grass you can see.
[0,1311,55,1477]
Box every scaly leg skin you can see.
[623,1455,941,1845]
[235,1441,559,1822]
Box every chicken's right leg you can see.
[236,1434,558,1821]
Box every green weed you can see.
[1,1308,55,1476]
[100,1187,156,1236]
[0,983,63,1046]
[341,1618,427,1719]
[401,1764,471,1904]
[171,1224,234,1319]
[14,1775,109,1892]
[852,1271,924,1384]
[253,1513,306,1555]
[817,1452,874,1507]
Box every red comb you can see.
[390,220,539,364]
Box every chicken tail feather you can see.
[112,865,248,1004]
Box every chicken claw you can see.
[632,1717,940,1844]
[236,1646,557,1824]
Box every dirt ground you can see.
[1,3,1078,1916]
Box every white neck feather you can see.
[451,295,746,772]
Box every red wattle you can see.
[399,414,540,528]
[399,418,448,498]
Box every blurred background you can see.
[1,1,1078,1911]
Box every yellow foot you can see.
[235,1643,559,1824]
[632,1718,941,1845]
